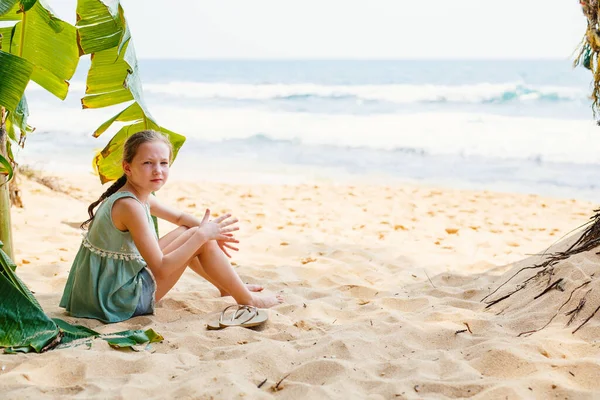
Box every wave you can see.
[20,98,600,165]
[133,81,585,105]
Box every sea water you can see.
[16,59,600,201]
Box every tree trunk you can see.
[9,167,23,208]
[0,107,14,260]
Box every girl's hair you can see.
[81,130,172,229]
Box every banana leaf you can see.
[78,0,137,109]
[0,155,14,182]
[101,328,163,349]
[76,0,123,55]
[81,42,135,109]
[78,0,152,118]
[0,1,20,21]
[0,242,163,353]
[0,241,58,351]
[5,95,33,145]
[0,272,58,352]
[0,50,33,113]
[9,1,79,100]
[0,26,16,51]
[76,0,186,185]
[0,1,43,26]
[92,101,143,138]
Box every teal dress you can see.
[60,191,157,323]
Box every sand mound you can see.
[481,232,600,339]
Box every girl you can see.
[60,130,283,323]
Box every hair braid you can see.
[80,175,127,229]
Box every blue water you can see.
[20,59,600,201]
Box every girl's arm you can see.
[147,195,240,258]
[148,195,202,227]
[113,198,236,280]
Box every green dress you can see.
[60,191,157,323]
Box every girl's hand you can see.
[198,209,240,242]
[218,233,239,258]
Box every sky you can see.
[45,0,587,60]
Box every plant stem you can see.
[0,107,14,259]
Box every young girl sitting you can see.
[60,130,283,323]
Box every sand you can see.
[1,171,600,399]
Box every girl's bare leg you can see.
[157,227,279,306]
[187,257,263,296]
[158,226,263,295]
[196,240,283,308]
[154,227,201,300]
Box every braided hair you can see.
[81,130,173,229]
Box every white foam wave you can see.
[134,81,585,104]
[18,98,600,166]
[149,106,600,165]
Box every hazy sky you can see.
[47,0,586,59]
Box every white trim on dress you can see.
[81,233,144,261]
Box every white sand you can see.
[1,172,600,399]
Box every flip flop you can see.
[206,305,268,330]
[219,305,268,328]
[206,305,253,330]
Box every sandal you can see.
[206,305,268,330]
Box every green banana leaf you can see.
[0,242,163,353]
[81,42,135,109]
[76,0,123,55]
[20,0,38,12]
[93,120,185,183]
[0,241,16,272]
[0,272,59,352]
[0,26,16,51]
[0,241,58,351]
[92,101,144,137]
[78,0,151,116]
[78,0,135,109]
[0,0,38,22]
[0,155,14,182]
[101,328,163,349]
[9,1,79,100]
[82,42,150,120]
[76,0,186,185]
[0,50,33,113]
[5,95,33,145]
[51,319,162,351]
[0,1,20,21]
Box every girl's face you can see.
[123,141,171,193]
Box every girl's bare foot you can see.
[220,284,263,297]
[247,293,284,308]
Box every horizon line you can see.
[131,57,576,62]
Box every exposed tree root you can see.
[518,281,591,337]
[483,209,600,335]
[481,265,546,303]
[573,304,600,334]
[533,278,564,300]
[566,289,592,327]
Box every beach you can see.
[1,170,600,399]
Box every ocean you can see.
[16,59,600,201]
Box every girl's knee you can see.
[198,239,219,255]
